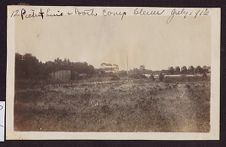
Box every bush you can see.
[129,74,146,79]
[111,75,120,80]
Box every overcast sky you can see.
[15,15,211,70]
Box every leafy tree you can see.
[175,66,180,74]
[195,66,203,74]
[15,53,25,79]
[188,66,195,74]
[159,73,164,81]
[15,53,95,81]
[168,66,174,74]
[181,66,187,74]
[15,53,42,80]
[202,65,209,73]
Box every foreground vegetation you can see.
[14,78,210,132]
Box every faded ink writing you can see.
[10,7,210,24]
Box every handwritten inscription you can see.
[134,8,165,16]
[0,102,4,141]
[10,7,210,24]
[74,8,97,16]
[166,8,209,24]
[11,8,62,20]
[0,104,3,128]
[103,9,126,20]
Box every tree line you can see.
[15,53,95,80]
[167,65,210,75]
[15,53,210,81]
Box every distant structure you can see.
[100,63,119,73]
[50,70,71,81]
[140,65,145,71]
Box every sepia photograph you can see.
[6,6,220,140]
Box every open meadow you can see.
[14,78,210,132]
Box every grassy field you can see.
[14,78,210,132]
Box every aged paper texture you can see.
[7,6,220,140]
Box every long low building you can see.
[49,70,71,81]
[164,74,203,78]
[100,63,119,73]
[163,74,209,82]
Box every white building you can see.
[100,63,119,73]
